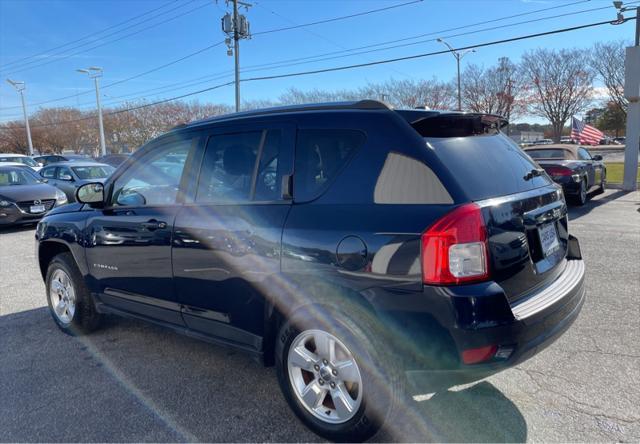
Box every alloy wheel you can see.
[49,269,76,325]
[287,329,363,424]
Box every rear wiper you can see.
[523,168,545,181]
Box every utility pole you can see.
[613,2,639,190]
[437,38,475,112]
[6,79,34,155]
[77,67,106,156]
[222,0,251,112]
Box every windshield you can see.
[72,165,114,180]
[0,168,40,186]
[0,156,39,167]
[526,149,570,159]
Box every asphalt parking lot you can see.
[1,189,639,442]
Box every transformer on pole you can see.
[222,0,251,112]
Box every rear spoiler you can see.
[396,111,509,137]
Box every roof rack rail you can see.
[184,100,393,129]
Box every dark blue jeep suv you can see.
[36,101,585,441]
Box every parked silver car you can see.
[39,161,114,202]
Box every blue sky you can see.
[0,0,636,124]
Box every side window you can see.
[578,148,592,160]
[57,167,72,180]
[196,131,262,203]
[41,167,56,179]
[111,137,194,207]
[294,129,365,201]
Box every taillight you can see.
[421,203,489,285]
[545,166,572,177]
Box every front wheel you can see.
[46,252,102,334]
[276,306,402,442]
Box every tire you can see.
[46,252,102,334]
[598,171,606,194]
[573,178,587,206]
[275,304,403,442]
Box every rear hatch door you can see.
[408,113,569,301]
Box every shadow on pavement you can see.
[567,189,635,221]
[0,307,526,443]
[375,382,527,442]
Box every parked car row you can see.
[0,153,119,226]
[0,152,130,170]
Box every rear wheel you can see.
[276,305,402,442]
[573,178,587,206]
[598,171,606,194]
[46,252,102,334]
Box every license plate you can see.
[30,205,45,213]
[538,222,560,257]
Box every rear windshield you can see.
[425,133,552,201]
[525,149,570,159]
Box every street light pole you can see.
[77,67,106,156]
[437,38,475,111]
[6,79,34,155]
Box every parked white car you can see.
[0,153,42,171]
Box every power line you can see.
[252,0,424,36]
[0,0,178,69]
[3,16,633,130]
[238,1,639,75]
[0,1,211,76]
[0,0,613,114]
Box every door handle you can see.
[141,219,167,231]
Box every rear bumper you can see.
[550,176,582,195]
[406,261,585,390]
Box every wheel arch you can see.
[38,240,85,280]
[261,277,378,367]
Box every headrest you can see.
[223,144,255,176]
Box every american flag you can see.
[571,117,604,145]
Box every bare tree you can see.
[378,78,456,110]
[590,40,629,116]
[521,48,594,142]
[462,57,529,122]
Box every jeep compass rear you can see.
[36,101,584,442]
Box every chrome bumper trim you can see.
[510,259,585,320]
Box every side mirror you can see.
[76,182,104,205]
[116,190,146,207]
[592,154,603,161]
[59,174,74,181]
[39,178,48,183]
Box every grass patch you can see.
[605,162,640,184]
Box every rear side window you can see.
[374,152,452,204]
[195,129,285,203]
[196,131,262,203]
[577,148,592,160]
[294,129,365,201]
